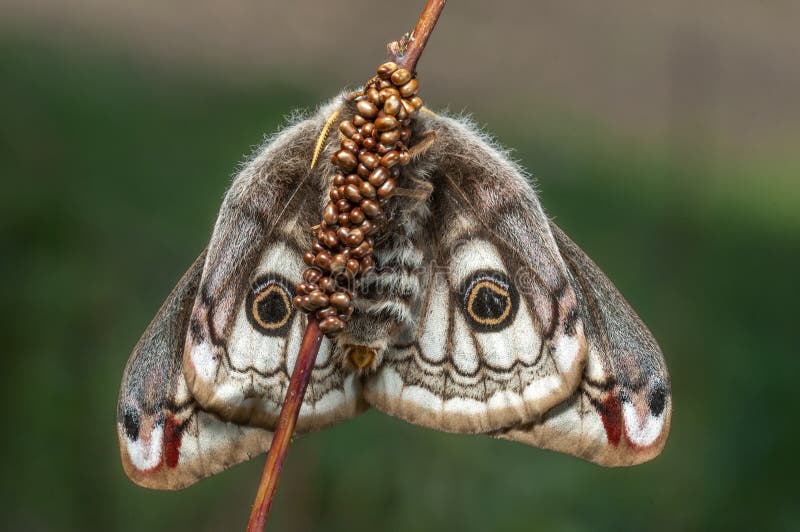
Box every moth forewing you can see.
[363,111,589,433]
[181,97,369,434]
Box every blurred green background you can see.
[2,1,798,531]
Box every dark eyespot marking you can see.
[648,381,668,416]
[123,406,140,441]
[459,270,519,333]
[246,274,295,336]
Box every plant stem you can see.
[246,315,323,532]
[388,0,447,72]
[246,2,447,530]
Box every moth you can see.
[118,95,671,489]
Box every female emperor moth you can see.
[117,91,671,490]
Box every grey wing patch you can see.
[365,113,587,433]
[117,251,272,489]
[500,223,671,466]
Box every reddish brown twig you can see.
[246,2,446,530]
[246,315,323,531]
[388,0,447,72]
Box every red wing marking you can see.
[164,415,184,469]
[599,394,622,446]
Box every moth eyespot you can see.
[460,270,519,332]
[122,406,140,441]
[246,275,295,336]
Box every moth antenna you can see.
[309,109,341,171]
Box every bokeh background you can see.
[2,1,798,530]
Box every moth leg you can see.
[394,178,434,203]
[378,177,434,238]
[408,130,437,160]
[344,89,364,101]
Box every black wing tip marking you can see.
[647,380,669,417]
[122,406,140,441]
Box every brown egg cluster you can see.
[293,61,424,336]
